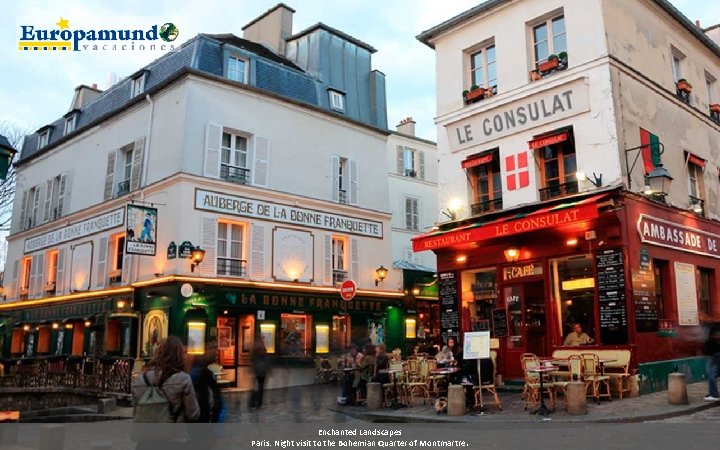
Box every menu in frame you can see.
[595,248,628,345]
[632,268,659,332]
[438,271,460,343]
[674,262,699,326]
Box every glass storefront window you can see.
[461,268,497,332]
[281,314,311,356]
[505,285,524,348]
[217,317,236,366]
[551,254,596,344]
[331,315,349,352]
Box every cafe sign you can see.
[637,214,720,259]
[413,203,599,252]
[224,291,389,313]
[502,263,543,281]
[195,189,383,238]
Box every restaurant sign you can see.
[24,208,125,253]
[637,214,720,259]
[413,203,598,252]
[21,298,114,322]
[195,189,383,238]
[222,290,391,313]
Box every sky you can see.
[1,0,719,143]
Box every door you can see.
[238,315,255,366]
[501,280,547,379]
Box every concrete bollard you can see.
[566,381,588,415]
[668,372,688,405]
[98,398,117,414]
[447,384,466,416]
[367,382,382,410]
[39,425,65,450]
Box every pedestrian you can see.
[251,337,269,408]
[189,341,224,422]
[371,344,390,384]
[702,315,720,401]
[132,336,200,449]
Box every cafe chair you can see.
[581,353,611,404]
[405,360,431,405]
[552,355,583,410]
[474,351,502,410]
[383,362,407,407]
[521,355,555,410]
[426,359,444,397]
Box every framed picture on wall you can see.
[218,326,232,349]
[187,322,206,355]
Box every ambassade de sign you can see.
[447,78,590,152]
[24,208,125,253]
[637,214,720,259]
[195,189,383,238]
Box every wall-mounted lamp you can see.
[116,300,126,309]
[52,323,59,330]
[691,200,704,214]
[84,320,92,327]
[624,142,666,190]
[565,238,578,246]
[644,164,673,202]
[23,324,30,332]
[504,247,520,262]
[575,171,602,187]
[375,265,388,286]
[412,287,421,296]
[189,246,206,273]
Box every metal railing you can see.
[471,198,503,215]
[0,356,134,394]
[220,165,250,185]
[332,269,347,284]
[539,180,579,201]
[338,189,348,204]
[116,180,130,196]
[689,195,705,216]
[217,258,247,277]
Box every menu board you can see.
[439,271,460,342]
[674,262,699,326]
[463,331,490,360]
[632,268,659,332]
[491,308,509,338]
[595,248,628,345]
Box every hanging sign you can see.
[167,241,177,260]
[179,241,194,259]
[126,204,158,256]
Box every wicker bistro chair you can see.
[382,362,407,407]
[551,355,583,410]
[581,353,611,404]
[425,359,445,397]
[521,355,555,410]
[404,360,432,405]
[473,350,502,410]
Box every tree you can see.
[0,120,28,233]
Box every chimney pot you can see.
[92,83,97,89]
[696,20,701,28]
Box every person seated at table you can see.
[338,345,361,405]
[447,337,465,384]
[563,323,595,346]
[435,345,454,367]
[356,344,376,403]
[371,344,391,384]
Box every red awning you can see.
[528,132,567,149]
[686,152,706,168]
[461,152,493,169]
[412,193,607,252]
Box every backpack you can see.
[131,372,181,441]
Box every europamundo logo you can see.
[18,17,179,51]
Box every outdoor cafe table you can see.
[430,367,460,396]
[525,365,558,416]
[378,368,405,409]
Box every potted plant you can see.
[538,54,560,72]
[530,70,542,81]
[463,84,486,103]
[710,103,720,113]
[558,51,568,67]
[677,78,692,93]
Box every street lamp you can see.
[644,164,673,202]
[375,265,388,286]
[189,246,206,273]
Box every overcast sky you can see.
[1,0,719,143]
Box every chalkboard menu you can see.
[439,271,460,342]
[596,248,628,345]
[491,308,509,338]
[632,268,659,332]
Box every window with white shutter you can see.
[45,250,59,294]
[249,223,265,280]
[55,248,66,295]
[217,221,245,277]
[57,172,71,218]
[405,197,420,231]
[220,132,249,185]
[331,236,347,284]
[204,123,222,178]
[199,218,217,277]
[323,235,333,285]
[96,237,108,288]
[350,238,359,282]
[253,136,270,187]
[130,137,145,191]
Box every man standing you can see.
[563,323,594,346]
[703,318,720,401]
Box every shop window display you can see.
[281,314,311,356]
[551,254,596,343]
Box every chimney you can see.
[70,84,102,110]
[106,72,118,89]
[242,3,295,55]
[396,117,416,137]
[696,20,701,28]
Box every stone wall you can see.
[0,387,129,412]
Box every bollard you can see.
[91,442,112,450]
[668,372,688,405]
[566,381,588,415]
[39,424,65,450]
[447,384,466,416]
[366,382,382,410]
[98,398,117,414]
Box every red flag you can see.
[640,128,654,175]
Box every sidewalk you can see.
[333,381,720,423]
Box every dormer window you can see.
[227,56,247,83]
[131,74,145,97]
[329,90,345,113]
[64,114,76,135]
[38,130,49,149]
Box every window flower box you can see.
[530,70,542,81]
[676,79,692,94]
[538,55,560,73]
[710,103,720,113]
[463,85,486,105]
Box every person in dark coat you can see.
[189,342,223,423]
[251,337,269,408]
[370,344,390,384]
[702,317,720,401]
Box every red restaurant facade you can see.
[413,188,718,393]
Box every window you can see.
[64,115,76,135]
[538,131,577,200]
[533,15,566,64]
[113,235,125,275]
[220,132,249,184]
[706,73,716,105]
[25,185,41,229]
[117,147,133,195]
[217,221,245,277]
[551,254,595,344]
[227,56,247,83]
[280,313,311,357]
[332,236,347,283]
[38,130,49,149]
[405,197,419,231]
[396,146,424,178]
[49,175,62,220]
[697,268,714,315]
[329,90,345,112]
[470,44,497,89]
[336,157,348,204]
[671,51,684,82]
[653,259,669,320]
[469,151,502,214]
[20,257,32,294]
[131,75,145,97]
[46,250,59,292]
